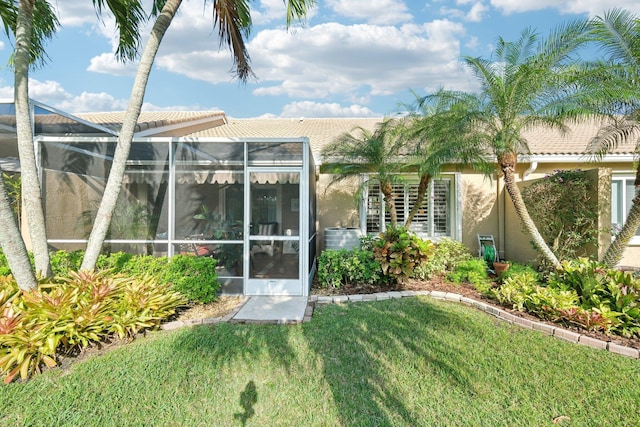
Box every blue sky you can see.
[1,0,639,118]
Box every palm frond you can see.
[213,0,254,81]
[93,0,147,62]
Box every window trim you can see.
[611,174,640,246]
[360,173,461,241]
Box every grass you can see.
[1,297,639,426]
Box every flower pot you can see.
[493,262,510,275]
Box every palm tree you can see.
[322,120,406,227]
[80,0,315,270]
[587,8,640,268]
[4,0,147,289]
[2,0,58,289]
[457,21,593,268]
[400,90,492,229]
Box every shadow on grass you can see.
[303,297,483,425]
[234,380,257,426]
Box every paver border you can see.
[161,291,640,359]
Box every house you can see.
[1,100,638,299]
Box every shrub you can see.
[317,249,382,288]
[0,271,186,383]
[547,258,640,337]
[372,226,433,284]
[522,169,598,268]
[492,269,578,317]
[50,250,84,275]
[414,238,472,279]
[447,258,492,293]
[160,255,220,304]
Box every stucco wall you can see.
[316,161,640,268]
[316,175,360,250]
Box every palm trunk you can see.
[81,0,182,270]
[380,179,398,227]
[500,153,560,268]
[14,0,52,278]
[602,173,640,268]
[404,172,429,229]
[0,175,37,290]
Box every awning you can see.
[0,157,20,172]
[122,171,299,185]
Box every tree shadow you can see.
[303,297,484,425]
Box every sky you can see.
[1,0,640,118]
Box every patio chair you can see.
[251,223,277,257]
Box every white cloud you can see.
[467,2,489,21]
[28,79,72,103]
[441,1,489,22]
[326,0,413,25]
[87,53,139,76]
[55,91,128,113]
[238,21,471,100]
[490,0,640,16]
[278,101,379,117]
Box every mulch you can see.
[311,276,640,351]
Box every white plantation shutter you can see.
[366,178,452,236]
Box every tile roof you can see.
[188,116,637,159]
[522,117,638,156]
[185,117,383,155]
[76,110,226,135]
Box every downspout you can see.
[523,161,538,180]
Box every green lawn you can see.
[1,297,639,426]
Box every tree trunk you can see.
[0,175,37,290]
[500,153,561,268]
[81,0,182,270]
[404,172,429,229]
[380,179,398,227]
[602,172,640,268]
[13,0,52,278]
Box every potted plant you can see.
[492,260,510,275]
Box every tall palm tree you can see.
[458,21,592,268]
[80,0,315,270]
[400,90,492,228]
[322,120,406,227]
[587,8,640,268]
[2,0,59,289]
[4,0,147,289]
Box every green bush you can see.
[0,271,186,383]
[488,258,640,337]
[522,169,598,267]
[415,238,472,279]
[160,255,220,304]
[317,249,382,288]
[547,258,640,337]
[447,258,492,293]
[50,250,84,275]
[492,269,578,317]
[373,226,433,284]
[1,250,221,304]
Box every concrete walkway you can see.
[232,296,311,324]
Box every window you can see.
[611,176,640,244]
[365,177,454,237]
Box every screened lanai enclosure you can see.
[0,101,317,296]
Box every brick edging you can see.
[309,291,640,359]
[160,291,640,359]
